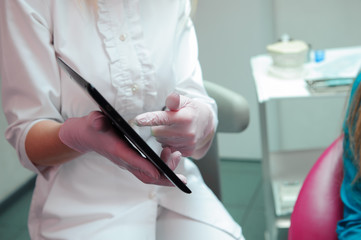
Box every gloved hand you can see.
[135,93,215,159]
[59,111,186,186]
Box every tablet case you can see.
[57,57,191,194]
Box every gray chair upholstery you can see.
[193,81,250,200]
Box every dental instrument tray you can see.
[305,77,353,93]
[57,57,191,194]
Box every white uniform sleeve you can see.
[0,0,63,174]
[173,1,218,129]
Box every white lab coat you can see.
[0,0,244,239]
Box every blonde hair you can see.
[190,0,198,18]
[348,82,361,178]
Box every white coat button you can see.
[148,191,156,199]
[119,34,126,41]
[131,84,138,93]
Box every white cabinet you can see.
[251,46,361,240]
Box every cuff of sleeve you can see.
[18,119,53,177]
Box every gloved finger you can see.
[108,139,161,179]
[87,111,111,132]
[135,111,176,126]
[157,140,191,149]
[176,174,187,185]
[151,123,195,144]
[160,147,182,171]
[160,147,172,161]
[166,93,191,111]
[165,92,180,111]
[122,167,187,186]
[128,168,167,185]
[109,153,160,179]
[135,93,191,127]
[129,167,182,186]
[124,148,187,186]
[165,145,194,157]
[161,143,194,152]
[151,125,193,139]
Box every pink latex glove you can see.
[59,111,186,186]
[135,93,215,159]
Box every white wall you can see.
[273,0,361,50]
[193,0,274,160]
[0,86,33,202]
[193,0,361,160]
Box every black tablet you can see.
[57,57,191,194]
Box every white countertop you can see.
[251,46,361,102]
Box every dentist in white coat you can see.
[0,0,245,239]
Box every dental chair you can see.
[288,135,344,240]
[195,81,250,200]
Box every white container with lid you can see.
[267,36,309,68]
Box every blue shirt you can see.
[337,73,361,239]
